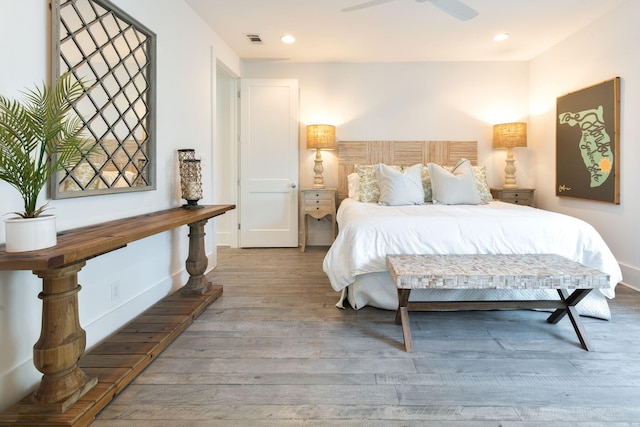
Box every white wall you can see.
[529,0,639,291]
[241,61,530,245]
[0,1,50,409]
[0,0,239,411]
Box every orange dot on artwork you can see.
[599,158,612,173]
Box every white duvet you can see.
[323,199,622,317]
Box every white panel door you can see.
[239,79,299,247]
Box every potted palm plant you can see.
[0,73,90,252]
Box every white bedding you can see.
[323,198,623,319]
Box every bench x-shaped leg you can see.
[395,289,413,352]
[546,289,594,351]
[396,288,596,353]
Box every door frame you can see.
[215,60,239,248]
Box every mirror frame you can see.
[51,0,156,199]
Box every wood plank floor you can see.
[94,247,640,426]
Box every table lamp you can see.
[493,122,527,189]
[306,124,336,189]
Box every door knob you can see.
[291,183,297,188]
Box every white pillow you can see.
[355,164,402,203]
[375,163,424,206]
[347,172,360,199]
[427,159,483,205]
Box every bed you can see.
[322,141,623,319]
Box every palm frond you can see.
[0,73,91,217]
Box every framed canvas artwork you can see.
[556,77,620,204]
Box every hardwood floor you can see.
[94,246,640,426]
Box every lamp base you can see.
[503,148,519,189]
[312,149,325,189]
[182,200,204,210]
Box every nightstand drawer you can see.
[303,191,334,201]
[490,188,535,207]
[303,201,332,212]
[500,192,531,204]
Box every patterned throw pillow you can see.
[355,164,402,203]
[471,165,493,203]
[420,165,433,202]
[61,161,100,191]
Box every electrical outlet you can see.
[110,281,121,301]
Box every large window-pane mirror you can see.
[51,0,156,198]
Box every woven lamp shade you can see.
[306,124,336,150]
[493,122,527,149]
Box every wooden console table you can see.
[0,205,234,425]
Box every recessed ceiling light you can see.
[281,34,296,44]
[493,33,510,42]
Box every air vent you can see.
[245,33,263,44]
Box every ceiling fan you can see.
[342,0,479,21]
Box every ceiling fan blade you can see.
[421,0,479,21]
[342,0,396,13]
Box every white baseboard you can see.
[619,262,640,292]
[0,359,40,412]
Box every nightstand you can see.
[301,188,337,252]
[490,188,535,207]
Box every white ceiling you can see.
[185,0,627,62]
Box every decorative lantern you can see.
[178,148,195,189]
[178,149,203,209]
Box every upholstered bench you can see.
[386,254,609,352]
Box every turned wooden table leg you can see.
[31,261,97,413]
[180,218,212,295]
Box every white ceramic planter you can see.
[4,215,57,252]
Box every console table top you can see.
[0,204,235,271]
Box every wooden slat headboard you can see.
[338,140,477,203]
